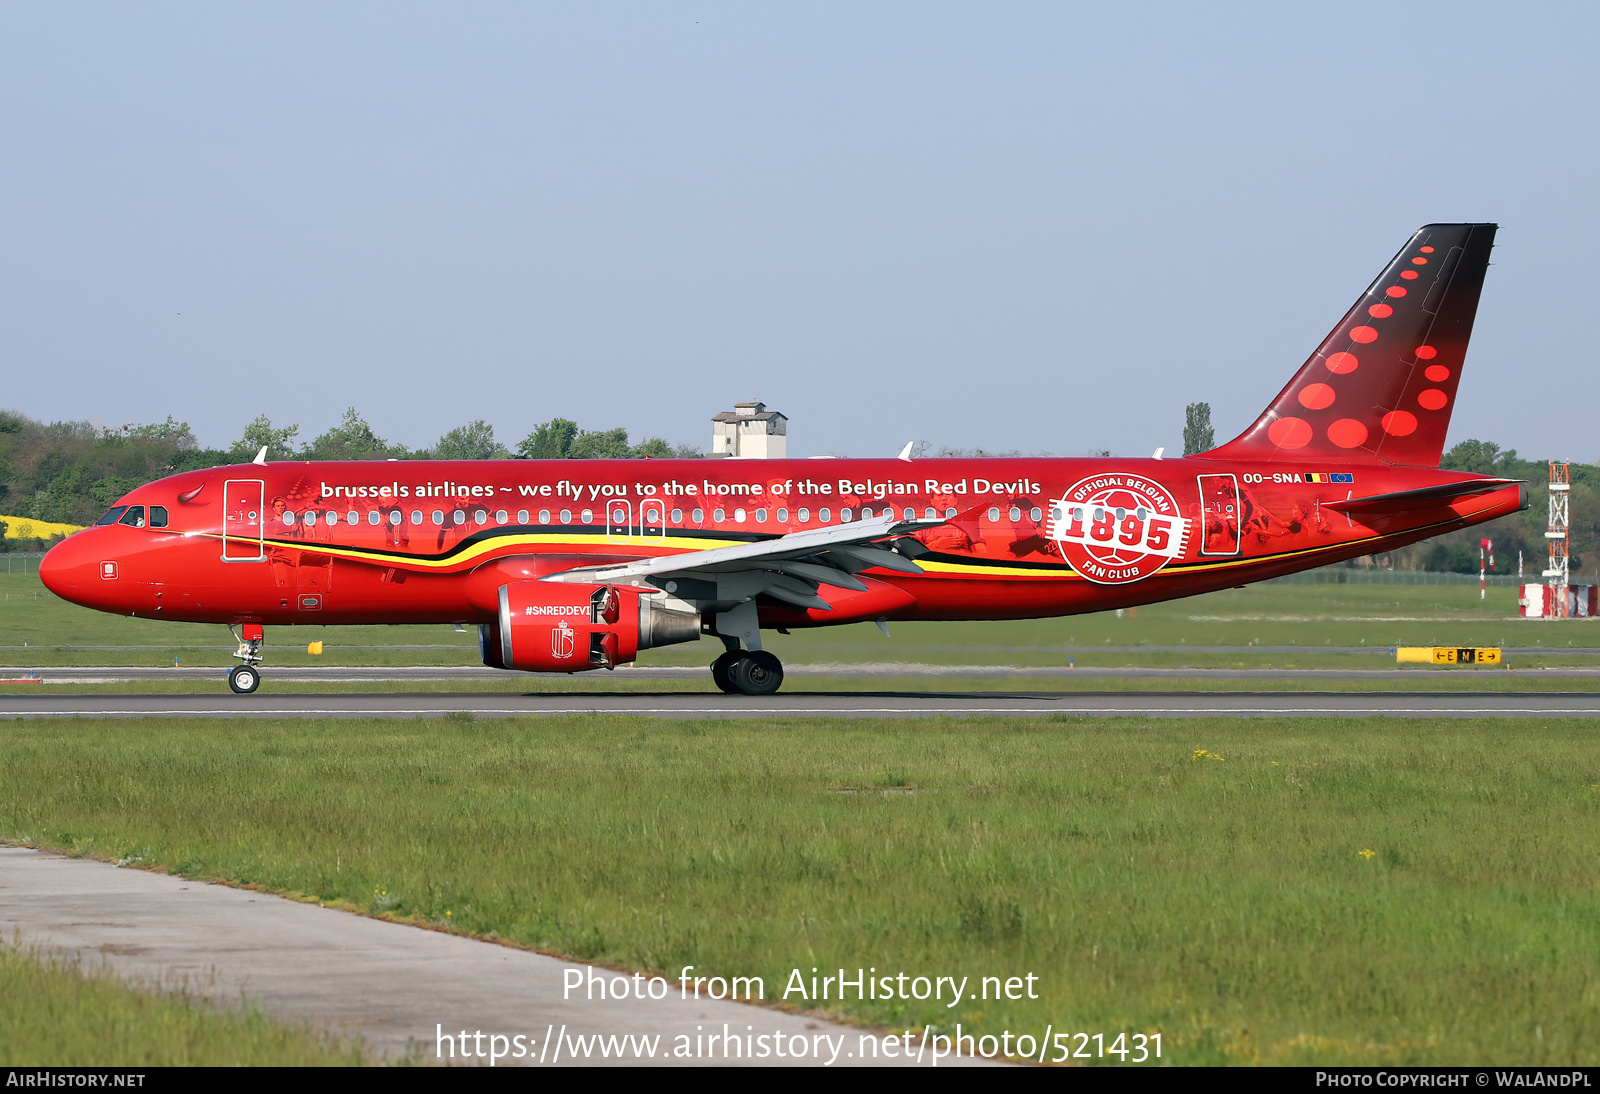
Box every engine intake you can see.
[481,581,700,672]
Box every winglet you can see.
[252,446,269,465]
[897,441,914,462]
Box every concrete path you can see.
[0,847,987,1067]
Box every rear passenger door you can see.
[1197,474,1241,556]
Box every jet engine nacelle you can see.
[481,581,700,672]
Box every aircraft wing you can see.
[543,513,941,611]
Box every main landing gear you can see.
[710,650,784,696]
[229,622,265,695]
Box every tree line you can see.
[0,404,1590,572]
[0,408,698,547]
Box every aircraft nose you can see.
[39,532,98,603]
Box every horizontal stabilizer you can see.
[1323,478,1523,515]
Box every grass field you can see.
[4,569,1600,673]
[4,715,1598,1065]
[0,942,369,1066]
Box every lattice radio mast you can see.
[1546,461,1571,618]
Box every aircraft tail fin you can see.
[1204,223,1497,468]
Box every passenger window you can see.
[149,506,169,528]
[96,506,128,526]
[118,506,147,528]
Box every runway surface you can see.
[4,689,1600,718]
[6,662,1600,686]
[5,644,1599,654]
[0,847,969,1067]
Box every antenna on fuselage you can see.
[252,446,268,465]
[897,441,914,462]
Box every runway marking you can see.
[8,705,1600,717]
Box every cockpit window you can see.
[96,506,128,526]
[117,506,147,528]
[149,505,169,528]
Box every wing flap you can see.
[547,513,938,584]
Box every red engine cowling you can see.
[485,581,700,672]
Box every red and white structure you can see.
[1519,461,1596,618]
[1521,583,1598,618]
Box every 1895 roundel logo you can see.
[1047,474,1191,585]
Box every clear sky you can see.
[2,2,1594,459]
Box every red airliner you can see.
[41,223,1524,695]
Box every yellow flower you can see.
[1358,849,1376,860]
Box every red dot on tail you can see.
[1386,286,1408,297]
[1325,352,1359,374]
[1349,326,1379,343]
[1327,419,1369,448]
[1267,417,1313,449]
[1420,246,1435,253]
[1425,364,1450,381]
[1417,389,1449,411]
[1415,345,1437,359]
[1368,304,1393,318]
[1412,257,1428,265]
[1298,383,1336,410]
[1382,410,1418,436]
[1401,270,1419,280]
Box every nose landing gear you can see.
[228,664,261,694]
[229,622,265,696]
